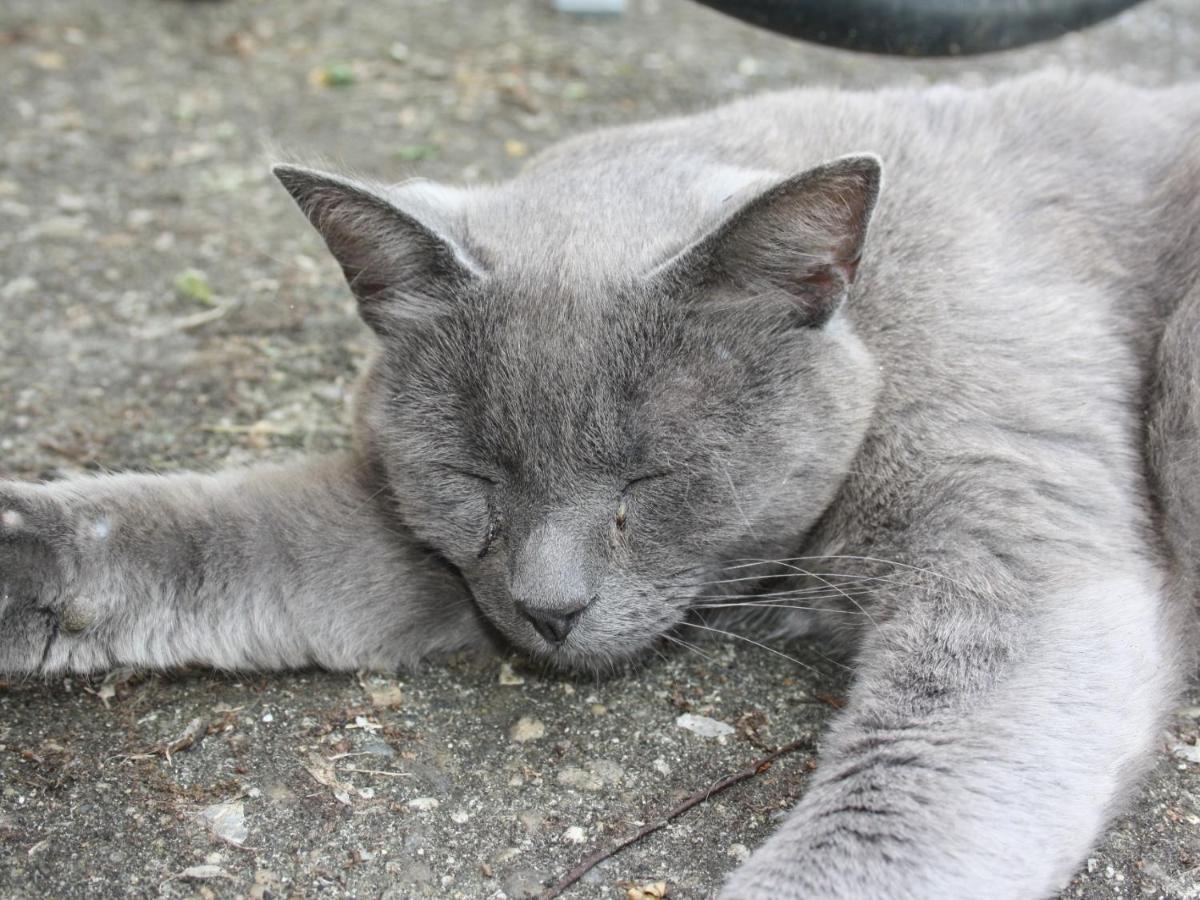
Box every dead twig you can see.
[540,736,813,899]
[339,766,412,778]
[122,716,210,763]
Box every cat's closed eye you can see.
[437,462,497,486]
[419,462,500,559]
[622,471,672,491]
[479,511,503,558]
[615,471,672,529]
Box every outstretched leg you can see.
[1148,279,1200,620]
[723,557,1175,899]
[722,441,1180,900]
[0,453,491,675]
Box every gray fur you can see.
[2,71,1199,898]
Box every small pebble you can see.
[510,717,545,743]
[1170,743,1200,763]
[498,662,525,686]
[0,276,36,300]
[56,192,87,212]
[676,713,735,739]
[557,767,603,792]
[552,0,624,12]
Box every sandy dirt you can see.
[1,0,1198,897]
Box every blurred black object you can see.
[692,0,1147,55]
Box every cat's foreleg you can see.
[721,559,1177,899]
[0,454,489,675]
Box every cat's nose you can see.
[516,598,593,644]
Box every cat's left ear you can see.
[647,154,881,327]
[273,164,484,336]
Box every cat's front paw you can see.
[718,835,833,900]
[719,866,800,900]
[0,482,82,674]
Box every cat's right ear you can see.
[645,154,882,328]
[273,164,483,336]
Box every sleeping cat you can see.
[1,71,1198,898]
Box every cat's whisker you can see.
[684,592,880,611]
[678,621,824,675]
[687,586,881,603]
[346,482,395,520]
[716,457,758,542]
[686,572,901,590]
[741,560,884,634]
[689,601,873,615]
[799,640,859,674]
[661,632,719,663]
[722,554,980,596]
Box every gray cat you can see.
[1,71,1198,898]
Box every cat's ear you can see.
[273,164,483,336]
[647,154,881,327]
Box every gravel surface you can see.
[1,1,1199,897]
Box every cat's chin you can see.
[525,641,666,679]
[509,624,681,679]
[473,591,687,678]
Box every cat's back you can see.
[469,72,1199,298]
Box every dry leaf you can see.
[510,716,546,743]
[303,752,374,804]
[175,864,232,881]
[358,671,405,708]
[84,668,137,707]
[626,882,669,899]
[157,717,208,759]
[196,800,247,846]
[675,713,734,738]
[32,51,66,71]
[498,661,525,686]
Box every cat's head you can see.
[274,156,882,673]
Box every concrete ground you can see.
[1,0,1199,897]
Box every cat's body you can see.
[1,72,1198,898]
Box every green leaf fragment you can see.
[395,144,440,162]
[324,63,356,87]
[173,269,215,306]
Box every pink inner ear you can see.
[803,268,840,292]
[642,156,879,325]
[835,253,863,285]
[801,251,860,295]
